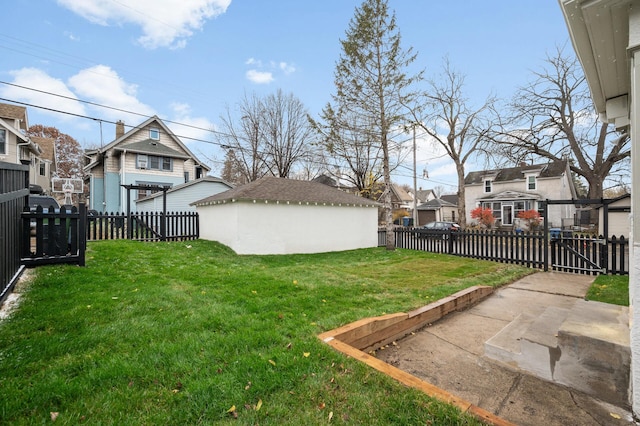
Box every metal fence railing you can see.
[379,227,628,275]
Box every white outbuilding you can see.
[192,176,380,255]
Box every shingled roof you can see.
[416,198,457,211]
[464,161,569,185]
[31,136,55,163]
[0,103,27,122]
[192,176,380,207]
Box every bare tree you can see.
[261,89,313,178]
[216,90,312,183]
[216,93,268,183]
[311,0,420,250]
[411,58,495,229]
[487,47,630,202]
[28,125,84,178]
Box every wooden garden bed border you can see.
[318,285,515,426]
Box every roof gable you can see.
[0,103,27,129]
[31,136,55,162]
[93,115,210,171]
[115,139,190,159]
[192,177,380,207]
[465,161,569,185]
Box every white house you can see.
[558,0,639,415]
[464,161,577,229]
[192,176,380,255]
[136,176,233,212]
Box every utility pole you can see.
[412,124,418,227]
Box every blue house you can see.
[84,116,210,213]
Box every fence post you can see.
[78,203,87,266]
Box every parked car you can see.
[422,221,460,231]
[28,195,60,212]
[417,221,461,240]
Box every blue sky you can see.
[0,0,571,191]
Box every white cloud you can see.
[0,68,87,121]
[68,65,155,121]
[245,57,296,84]
[246,69,274,84]
[56,0,231,49]
[168,102,214,144]
[279,62,296,75]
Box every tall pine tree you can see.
[314,0,420,250]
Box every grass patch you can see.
[586,274,629,306]
[0,240,531,425]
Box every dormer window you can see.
[149,128,160,140]
[484,179,492,193]
[527,175,536,190]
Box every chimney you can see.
[519,161,527,167]
[116,120,125,139]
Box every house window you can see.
[484,180,492,193]
[149,128,160,140]
[483,201,501,219]
[136,181,171,200]
[39,161,46,176]
[139,154,172,171]
[527,175,536,190]
[492,202,501,219]
[184,171,189,183]
[0,129,5,155]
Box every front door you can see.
[502,204,513,226]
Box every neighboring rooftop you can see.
[192,176,380,207]
[464,161,568,185]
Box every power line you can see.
[1,92,456,189]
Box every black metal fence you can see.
[0,161,29,305]
[550,234,628,275]
[379,227,628,275]
[87,211,199,241]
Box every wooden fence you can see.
[0,161,29,305]
[87,211,199,241]
[379,227,628,275]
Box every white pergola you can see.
[558,0,638,415]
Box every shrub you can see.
[470,206,495,228]
[517,209,542,230]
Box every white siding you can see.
[198,201,379,255]
[599,198,631,237]
[465,173,576,228]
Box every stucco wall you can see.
[198,201,379,255]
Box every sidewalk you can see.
[375,272,635,426]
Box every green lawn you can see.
[0,240,532,425]
[586,274,629,306]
